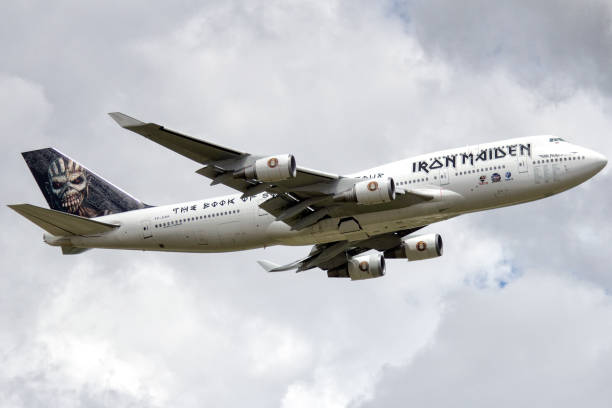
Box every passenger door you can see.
[517,156,529,173]
[439,168,450,186]
[140,220,152,239]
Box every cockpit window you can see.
[549,137,566,142]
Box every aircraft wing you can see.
[258,226,425,274]
[108,112,340,187]
[109,112,434,230]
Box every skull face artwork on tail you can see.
[47,157,104,217]
[48,157,89,214]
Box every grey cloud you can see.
[396,0,612,101]
[3,375,153,408]
[355,273,612,407]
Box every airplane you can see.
[9,113,607,280]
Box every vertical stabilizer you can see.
[22,148,147,218]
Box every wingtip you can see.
[257,260,281,272]
[21,147,57,157]
[108,112,145,128]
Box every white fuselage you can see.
[48,136,606,252]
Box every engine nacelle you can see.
[384,233,443,261]
[348,253,386,280]
[328,253,386,280]
[334,178,396,205]
[234,154,297,182]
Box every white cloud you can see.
[0,73,52,151]
[356,272,612,407]
[1,1,612,407]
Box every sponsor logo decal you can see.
[411,143,532,174]
[479,175,488,185]
[416,241,427,251]
[367,181,379,191]
[359,261,369,271]
[505,171,513,181]
[491,173,501,183]
[267,157,278,168]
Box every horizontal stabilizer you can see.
[8,204,118,236]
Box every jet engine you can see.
[334,178,396,205]
[234,154,297,182]
[327,253,386,280]
[384,233,443,261]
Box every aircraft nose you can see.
[582,149,608,176]
[569,148,607,183]
[593,151,607,171]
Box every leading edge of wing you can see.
[295,165,339,181]
[108,112,244,164]
[109,112,340,183]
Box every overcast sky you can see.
[2,0,612,407]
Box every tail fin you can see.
[21,148,147,218]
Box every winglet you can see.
[257,260,282,272]
[108,112,146,128]
[257,258,307,272]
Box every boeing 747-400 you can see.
[9,113,607,280]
